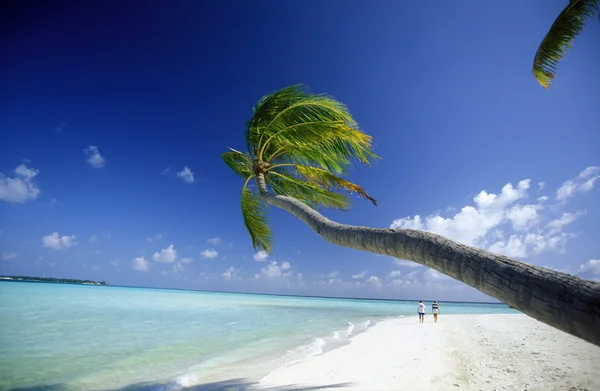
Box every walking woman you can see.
[432,301,440,323]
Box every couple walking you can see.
[417,300,440,323]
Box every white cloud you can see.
[327,271,339,278]
[1,252,17,261]
[177,166,195,183]
[422,268,453,282]
[538,182,545,191]
[257,261,293,279]
[153,244,177,263]
[577,259,600,277]
[506,205,539,231]
[390,171,590,259]
[223,266,241,280]
[391,179,531,248]
[541,264,571,274]
[486,235,529,258]
[207,237,222,246]
[556,166,599,201]
[253,250,269,262]
[132,256,150,272]
[393,259,422,268]
[84,146,106,168]
[42,232,78,250]
[146,232,165,242]
[312,269,427,295]
[546,212,581,234]
[89,235,98,243]
[180,257,194,264]
[200,249,219,259]
[366,276,382,288]
[0,164,41,203]
[352,270,367,279]
[172,262,185,273]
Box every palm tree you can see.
[223,85,600,346]
[533,0,599,88]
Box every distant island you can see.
[0,276,108,286]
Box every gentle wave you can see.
[269,317,379,371]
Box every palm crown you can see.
[223,85,379,253]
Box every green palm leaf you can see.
[291,164,377,206]
[222,149,253,179]
[250,86,377,167]
[264,121,375,173]
[241,187,272,252]
[267,171,351,210]
[533,0,600,88]
[245,85,309,155]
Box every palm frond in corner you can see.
[533,0,600,89]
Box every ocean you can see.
[0,281,518,391]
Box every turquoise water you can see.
[0,282,518,390]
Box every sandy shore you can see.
[253,314,600,391]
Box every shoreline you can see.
[174,316,394,389]
[249,314,600,391]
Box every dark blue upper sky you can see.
[1,0,599,301]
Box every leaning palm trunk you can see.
[224,85,600,348]
[256,174,600,347]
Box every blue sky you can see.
[1,1,599,301]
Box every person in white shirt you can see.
[417,300,426,323]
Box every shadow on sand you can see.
[112,378,352,391]
[7,378,352,391]
[7,386,64,391]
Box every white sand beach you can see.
[254,314,600,391]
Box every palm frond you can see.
[267,172,351,210]
[265,176,318,210]
[292,165,377,206]
[241,187,272,252]
[246,85,378,171]
[245,85,308,153]
[533,0,600,88]
[273,148,352,176]
[263,120,377,171]
[222,149,253,179]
